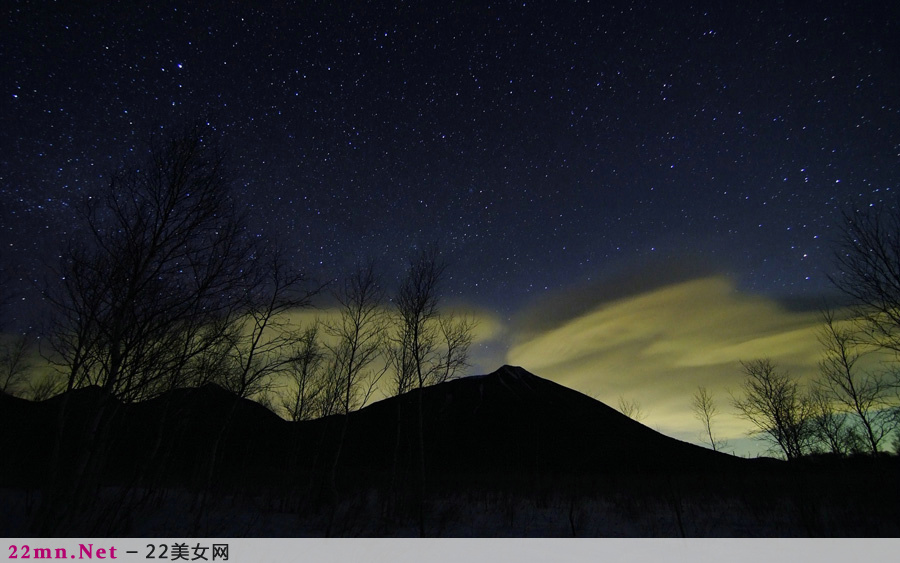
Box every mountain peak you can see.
[493,364,534,378]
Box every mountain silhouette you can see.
[325,365,740,478]
[1,365,743,491]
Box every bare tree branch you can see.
[618,396,646,422]
[808,386,860,455]
[731,359,815,460]
[691,386,725,452]
[816,308,893,454]
[831,206,900,354]
[45,123,260,402]
[213,251,318,399]
[323,260,389,414]
[280,323,327,422]
[389,246,475,395]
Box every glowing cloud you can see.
[506,276,833,454]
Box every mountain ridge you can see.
[0,364,744,491]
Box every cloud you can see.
[506,275,838,455]
[511,254,719,341]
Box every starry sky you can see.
[3,1,899,454]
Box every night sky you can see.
[3,1,899,453]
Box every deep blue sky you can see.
[3,0,899,326]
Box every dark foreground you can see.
[2,458,899,537]
[2,366,898,536]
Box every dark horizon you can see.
[3,362,898,537]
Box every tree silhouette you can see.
[190,251,316,530]
[46,123,258,401]
[324,261,388,415]
[212,252,314,400]
[25,371,66,402]
[832,206,900,354]
[389,246,474,396]
[691,386,725,452]
[0,271,33,398]
[280,324,327,422]
[808,386,859,455]
[731,359,814,460]
[617,396,646,422]
[323,260,388,513]
[390,246,474,535]
[816,309,893,454]
[35,123,263,535]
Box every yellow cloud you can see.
[506,276,843,454]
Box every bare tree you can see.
[34,124,261,535]
[808,387,859,455]
[816,309,893,454]
[323,261,388,509]
[313,353,347,418]
[386,315,417,397]
[832,206,900,354]
[0,269,33,397]
[390,246,474,395]
[26,371,67,402]
[437,312,477,384]
[389,246,474,535]
[324,261,388,414]
[45,123,258,402]
[691,386,725,452]
[213,252,315,399]
[191,252,316,527]
[387,311,475,396]
[893,385,900,448]
[617,396,646,422]
[392,247,443,396]
[253,389,279,413]
[732,359,815,460]
[281,324,327,422]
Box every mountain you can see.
[6,366,900,537]
[0,365,743,491]
[332,365,739,478]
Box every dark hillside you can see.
[1,365,743,490]
[3,366,900,536]
[330,365,740,479]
